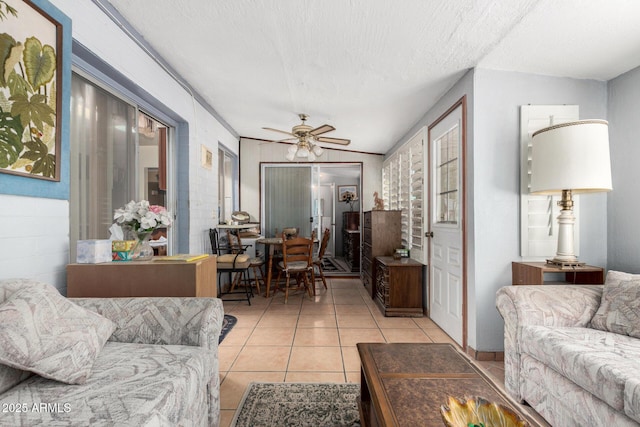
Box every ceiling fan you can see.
[262,114,351,161]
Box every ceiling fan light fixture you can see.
[297,146,309,157]
[288,144,298,154]
[308,151,316,162]
[285,151,296,161]
[313,145,323,156]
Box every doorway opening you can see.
[260,162,362,276]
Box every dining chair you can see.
[209,228,252,305]
[274,233,314,303]
[226,230,265,296]
[312,228,331,292]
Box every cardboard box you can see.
[112,240,137,261]
[77,240,113,264]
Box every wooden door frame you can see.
[427,95,468,350]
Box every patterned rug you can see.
[322,257,349,273]
[219,314,237,344]
[231,382,361,427]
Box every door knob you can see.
[425,231,434,238]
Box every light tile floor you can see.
[218,276,505,427]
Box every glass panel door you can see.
[262,165,312,238]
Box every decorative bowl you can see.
[440,396,529,427]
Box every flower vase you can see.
[133,231,155,261]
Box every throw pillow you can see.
[0,283,116,384]
[590,270,640,338]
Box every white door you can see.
[428,102,464,345]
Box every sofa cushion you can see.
[0,284,115,384]
[591,271,640,338]
[625,377,640,423]
[0,341,212,426]
[520,325,640,412]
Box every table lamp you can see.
[530,120,612,266]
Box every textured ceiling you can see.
[106,0,640,154]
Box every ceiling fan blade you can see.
[262,127,295,137]
[259,137,296,145]
[310,124,335,136]
[316,136,351,145]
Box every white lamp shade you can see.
[313,145,323,156]
[530,120,612,195]
[288,144,298,154]
[285,151,295,161]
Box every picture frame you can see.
[338,185,358,202]
[0,0,64,181]
[201,145,213,169]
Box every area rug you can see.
[231,382,361,427]
[322,257,349,273]
[219,314,237,344]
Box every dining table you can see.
[255,237,284,297]
[256,236,318,297]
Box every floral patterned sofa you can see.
[0,279,224,426]
[496,271,640,427]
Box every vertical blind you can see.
[264,166,312,238]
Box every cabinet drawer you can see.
[363,227,372,243]
[375,261,390,306]
[364,212,372,228]
[363,242,372,260]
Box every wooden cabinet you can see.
[342,211,360,272]
[343,230,360,272]
[361,210,402,298]
[511,261,604,285]
[67,256,217,298]
[342,211,359,231]
[374,256,423,317]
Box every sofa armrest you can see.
[71,297,224,349]
[495,285,602,401]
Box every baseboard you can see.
[466,346,504,362]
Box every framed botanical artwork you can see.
[338,185,358,202]
[0,0,63,181]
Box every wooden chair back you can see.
[280,233,313,269]
[318,228,331,259]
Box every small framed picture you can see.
[201,145,213,169]
[338,185,358,201]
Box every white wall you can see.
[387,69,475,345]
[389,68,609,353]
[52,0,238,255]
[239,138,384,224]
[473,69,608,351]
[607,65,640,273]
[0,0,239,290]
[0,195,69,293]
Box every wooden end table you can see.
[511,261,604,285]
[357,343,544,426]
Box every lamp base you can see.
[546,259,586,268]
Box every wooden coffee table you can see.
[357,343,543,426]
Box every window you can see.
[69,73,171,260]
[218,146,238,224]
[434,125,459,224]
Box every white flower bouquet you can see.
[113,200,173,233]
